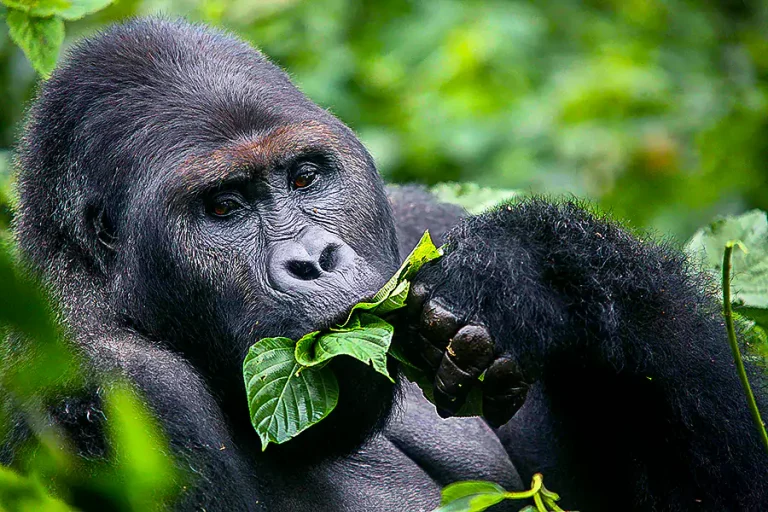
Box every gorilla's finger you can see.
[447,325,495,375]
[433,325,494,417]
[405,281,429,321]
[419,334,445,370]
[419,299,460,346]
[483,388,528,428]
[482,357,530,427]
[433,355,473,417]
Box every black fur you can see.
[414,199,768,510]
[5,17,767,512]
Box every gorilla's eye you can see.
[291,164,318,190]
[208,194,243,218]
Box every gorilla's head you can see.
[15,19,401,455]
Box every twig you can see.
[722,241,768,456]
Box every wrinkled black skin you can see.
[5,17,768,512]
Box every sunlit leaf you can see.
[6,10,64,77]
[434,481,507,512]
[295,313,394,381]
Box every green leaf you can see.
[105,385,177,510]
[686,210,768,329]
[1,0,114,19]
[56,0,114,21]
[295,313,394,382]
[434,481,507,512]
[1,0,69,17]
[430,182,520,215]
[243,230,443,447]
[340,231,441,325]
[0,466,74,512]
[735,313,768,369]
[243,337,339,450]
[6,10,64,77]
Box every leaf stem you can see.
[722,241,768,456]
[503,473,543,500]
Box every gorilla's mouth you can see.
[258,289,399,458]
[275,286,381,339]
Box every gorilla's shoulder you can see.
[386,184,466,257]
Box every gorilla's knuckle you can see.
[419,299,461,343]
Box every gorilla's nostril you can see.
[318,244,339,272]
[285,260,322,281]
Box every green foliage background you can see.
[1,0,768,240]
[1,1,768,511]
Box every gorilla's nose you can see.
[268,228,356,292]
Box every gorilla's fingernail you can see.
[484,357,528,390]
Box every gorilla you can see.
[5,17,768,512]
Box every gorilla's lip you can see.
[315,294,375,331]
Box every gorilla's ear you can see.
[88,205,117,252]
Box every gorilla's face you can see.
[116,116,401,454]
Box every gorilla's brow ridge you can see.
[169,120,350,201]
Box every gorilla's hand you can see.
[396,198,742,429]
[398,282,531,427]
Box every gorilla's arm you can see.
[2,330,265,512]
[90,334,264,511]
[403,198,768,511]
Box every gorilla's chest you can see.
[260,384,522,512]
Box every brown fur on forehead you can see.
[169,120,367,202]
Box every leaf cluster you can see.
[243,231,443,450]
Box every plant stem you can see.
[504,473,542,500]
[722,242,768,456]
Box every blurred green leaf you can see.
[431,183,520,215]
[104,384,177,511]
[0,465,74,512]
[0,241,58,343]
[5,9,64,77]
[0,0,69,18]
[56,0,114,21]
[686,210,768,328]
